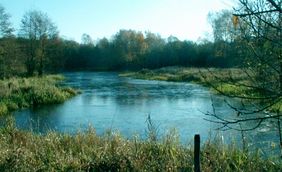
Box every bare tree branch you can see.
[234,9,280,17]
[266,0,282,12]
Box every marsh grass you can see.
[0,118,281,172]
[120,67,248,87]
[0,75,77,116]
[120,67,282,112]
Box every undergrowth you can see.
[0,75,77,116]
[0,118,280,172]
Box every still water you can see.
[10,72,280,154]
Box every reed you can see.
[0,118,280,171]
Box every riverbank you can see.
[120,67,248,90]
[0,75,78,116]
[120,67,282,112]
[0,119,280,171]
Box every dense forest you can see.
[0,4,243,79]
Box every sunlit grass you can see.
[120,66,282,112]
[121,67,279,98]
[122,66,245,81]
[0,118,280,171]
[0,75,77,116]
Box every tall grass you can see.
[121,67,282,113]
[120,66,248,86]
[120,67,249,102]
[0,118,280,171]
[0,75,77,116]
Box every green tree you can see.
[81,33,94,45]
[63,40,80,70]
[0,4,13,37]
[143,32,165,68]
[96,37,113,70]
[0,4,19,78]
[112,30,147,69]
[208,10,241,67]
[19,10,58,76]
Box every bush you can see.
[0,102,8,116]
[0,75,77,115]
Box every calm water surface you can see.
[8,72,280,155]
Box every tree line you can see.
[67,30,239,71]
[0,4,243,78]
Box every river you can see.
[8,72,280,156]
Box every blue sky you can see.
[1,0,234,42]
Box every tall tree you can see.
[81,33,94,45]
[143,32,165,68]
[0,5,13,37]
[19,10,58,76]
[112,30,147,69]
[0,4,16,78]
[208,10,241,67]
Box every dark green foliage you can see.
[63,30,239,72]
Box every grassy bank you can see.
[0,119,280,171]
[120,67,248,87]
[120,67,282,112]
[120,67,249,95]
[0,75,77,116]
[120,67,250,98]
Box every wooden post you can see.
[194,134,200,172]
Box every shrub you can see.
[0,102,8,116]
[0,75,77,115]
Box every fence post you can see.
[194,134,200,172]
